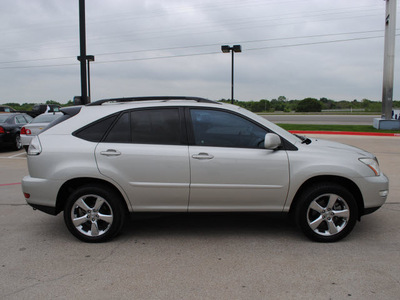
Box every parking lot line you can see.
[0,182,21,187]
[0,152,26,159]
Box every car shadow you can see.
[121,212,300,241]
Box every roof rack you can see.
[87,96,221,106]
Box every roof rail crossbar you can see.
[88,96,220,106]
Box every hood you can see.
[306,138,374,158]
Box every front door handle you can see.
[192,152,214,160]
[100,149,121,156]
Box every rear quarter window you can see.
[74,114,118,142]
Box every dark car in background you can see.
[27,104,61,118]
[0,113,33,150]
[0,105,16,113]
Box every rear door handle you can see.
[192,152,214,160]
[100,149,121,156]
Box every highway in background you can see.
[263,114,380,125]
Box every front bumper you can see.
[354,172,389,215]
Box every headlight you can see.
[359,157,381,176]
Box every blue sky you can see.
[0,0,398,104]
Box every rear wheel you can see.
[64,185,125,243]
[295,183,358,242]
[13,134,22,150]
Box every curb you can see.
[288,130,400,137]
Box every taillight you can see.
[21,127,31,135]
[0,126,4,134]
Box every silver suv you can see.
[22,97,389,243]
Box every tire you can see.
[64,185,126,243]
[13,134,22,151]
[295,183,358,242]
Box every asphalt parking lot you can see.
[1,135,399,299]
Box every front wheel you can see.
[295,183,358,242]
[64,185,126,243]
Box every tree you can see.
[296,98,322,112]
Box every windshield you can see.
[0,115,11,123]
[31,114,62,124]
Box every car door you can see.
[188,108,290,211]
[95,108,190,211]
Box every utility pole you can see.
[382,0,397,120]
[78,0,88,105]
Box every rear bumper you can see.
[29,203,58,215]
[20,135,33,147]
[22,176,62,215]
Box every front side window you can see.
[190,109,267,148]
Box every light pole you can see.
[78,0,88,105]
[86,55,95,101]
[77,55,95,103]
[221,45,241,104]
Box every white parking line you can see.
[9,152,26,158]
[0,151,27,159]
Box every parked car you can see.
[30,104,61,116]
[17,104,62,118]
[22,96,389,243]
[0,105,16,113]
[0,113,33,150]
[20,113,63,151]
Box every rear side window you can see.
[15,115,27,124]
[103,108,182,145]
[103,113,130,143]
[74,115,117,142]
[131,109,181,145]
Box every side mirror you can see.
[264,133,281,150]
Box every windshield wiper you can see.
[294,134,312,145]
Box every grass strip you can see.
[277,124,400,133]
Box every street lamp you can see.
[221,45,241,104]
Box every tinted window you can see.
[130,109,181,145]
[103,112,131,143]
[190,109,266,148]
[74,115,117,142]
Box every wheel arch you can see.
[289,175,364,220]
[55,177,130,215]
